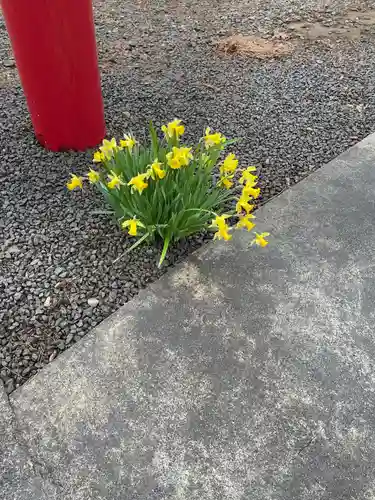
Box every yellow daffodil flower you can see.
[242,185,260,199]
[239,166,258,185]
[120,134,136,151]
[220,153,238,176]
[236,213,256,231]
[67,174,83,191]
[236,196,255,214]
[166,152,181,169]
[252,232,270,247]
[204,127,226,148]
[218,176,234,189]
[211,215,232,241]
[100,138,117,159]
[107,171,122,189]
[241,174,258,188]
[128,173,149,194]
[87,169,100,184]
[103,138,117,150]
[176,147,193,166]
[148,160,166,180]
[162,119,185,140]
[93,151,105,163]
[166,147,193,169]
[121,218,145,236]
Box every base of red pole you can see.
[1,0,106,151]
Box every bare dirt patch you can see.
[217,35,294,59]
[288,9,375,43]
[288,21,361,41]
[217,9,375,59]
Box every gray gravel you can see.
[1,0,375,392]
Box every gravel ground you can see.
[1,0,375,393]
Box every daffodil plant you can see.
[67,120,269,266]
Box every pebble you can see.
[3,59,15,68]
[87,298,99,307]
[7,245,21,254]
[65,334,74,344]
[49,352,57,363]
[44,296,52,308]
[54,266,65,276]
[5,380,15,394]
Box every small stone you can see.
[22,366,31,376]
[54,266,65,276]
[49,351,57,362]
[5,379,15,394]
[87,298,99,307]
[44,296,52,308]
[174,71,184,82]
[7,245,20,254]
[65,333,74,344]
[3,59,16,68]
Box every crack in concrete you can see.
[296,436,316,455]
[1,383,63,498]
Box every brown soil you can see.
[217,8,375,59]
[217,35,294,59]
[288,9,375,43]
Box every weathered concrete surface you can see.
[9,134,375,499]
[0,383,58,500]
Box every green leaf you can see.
[159,235,171,267]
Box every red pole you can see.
[1,0,106,151]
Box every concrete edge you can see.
[10,131,375,399]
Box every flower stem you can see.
[158,235,171,268]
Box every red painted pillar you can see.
[1,0,106,151]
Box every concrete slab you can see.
[9,134,375,499]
